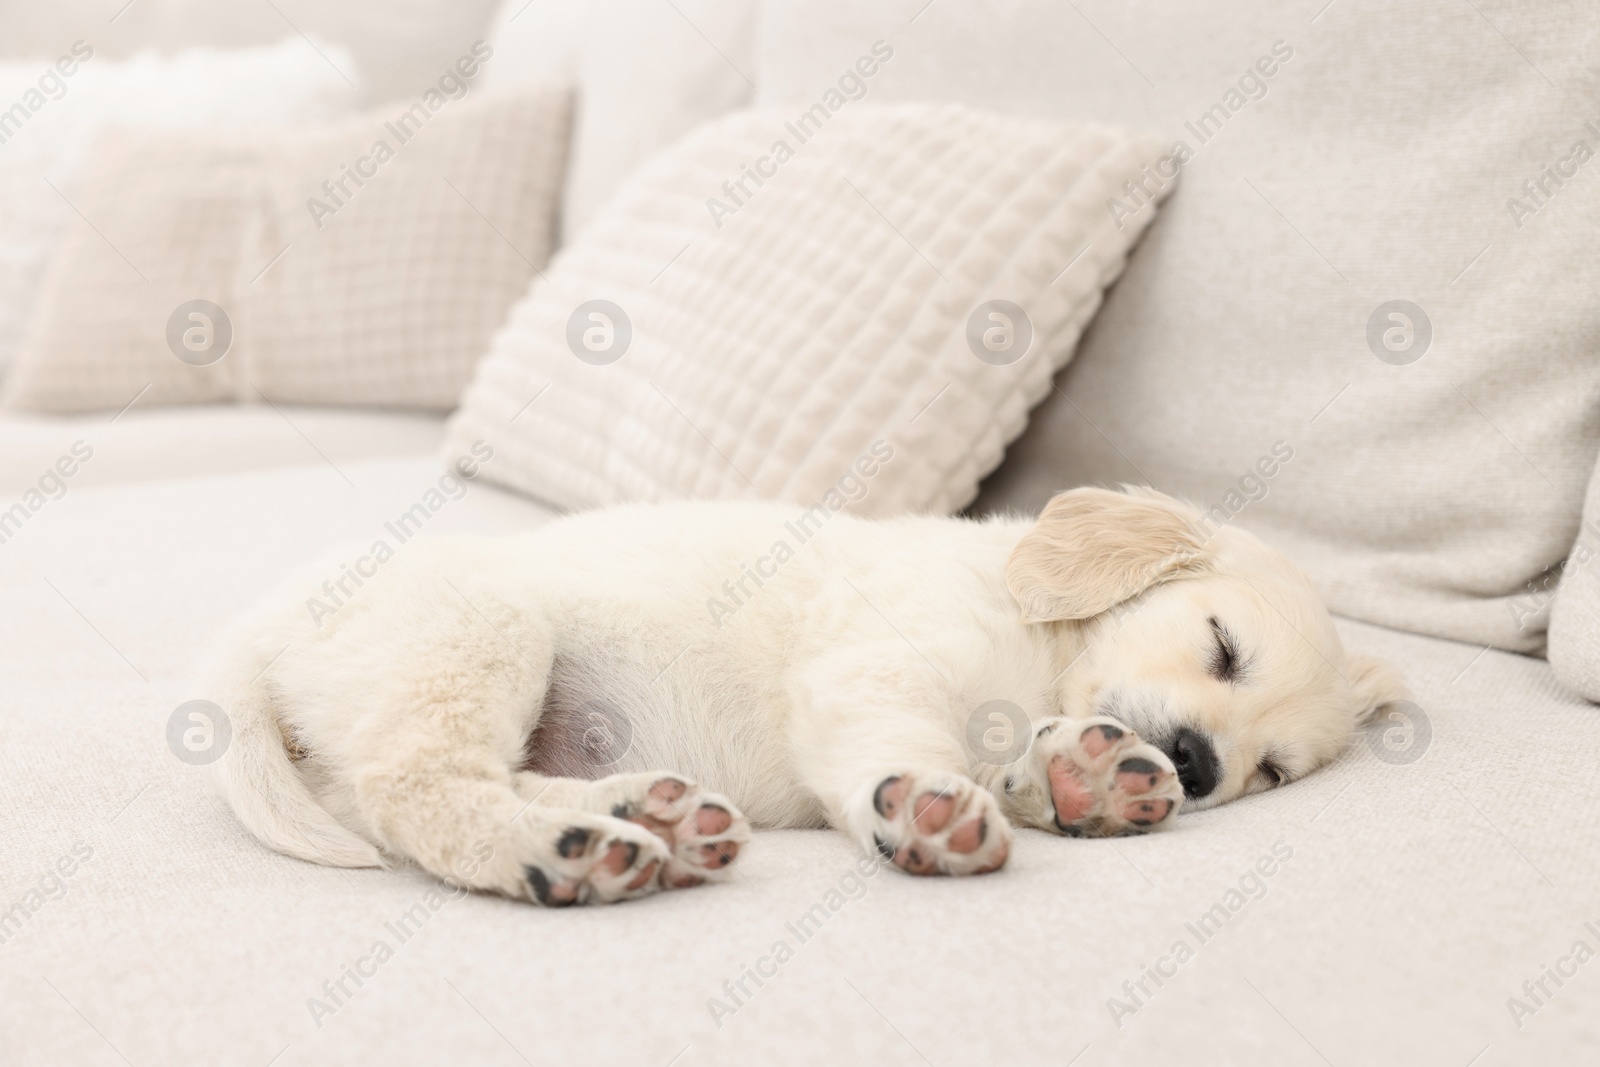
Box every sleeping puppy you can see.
[209,486,1405,905]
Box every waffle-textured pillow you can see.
[3,84,569,413]
[444,103,1173,515]
[0,39,360,380]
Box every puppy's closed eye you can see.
[1208,616,1242,682]
[1256,759,1285,788]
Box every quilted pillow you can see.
[0,39,360,381]
[444,102,1173,515]
[3,84,570,413]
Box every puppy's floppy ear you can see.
[1006,486,1209,622]
[1344,653,1409,725]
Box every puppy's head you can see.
[1007,486,1406,811]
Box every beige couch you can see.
[3,2,1596,1065]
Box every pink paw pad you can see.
[1079,722,1125,758]
[1114,757,1168,797]
[598,839,639,877]
[1122,798,1175,826]
[911,791,956,834]
[695,805,733,835]
[1049,755,1096,824]
[647,777,688,808]
[946,817,987,854]
[624,860,660,891]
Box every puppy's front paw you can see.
[1020,716,1183,836]
[866,771,1012,876]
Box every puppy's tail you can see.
[208,629,382,869]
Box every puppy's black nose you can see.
[1168,728,1219,798]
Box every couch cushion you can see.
[1548,457,1600,701]
[756,0,1600,655]
[483,0,756,239]
[0,406,443,497]
[0,457,1593,1063]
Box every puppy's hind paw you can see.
[605,774,752,889]
[513,814,671,906]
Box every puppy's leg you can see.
[357,741,672,906]
[793,653,1013,876]
[513,771,751,889]
[330,577,671,906]
[1005,716,1185,836]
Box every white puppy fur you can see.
[209,486,1406,905]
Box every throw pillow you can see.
[0,38,361,380]
[443,101,1173,515]
[3,83,570,413]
